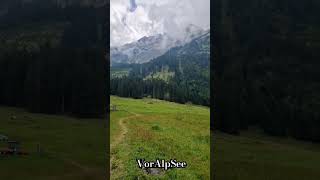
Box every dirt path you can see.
[110,111,141,175]
[110,112,140,150]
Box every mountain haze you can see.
[110,24,208,65]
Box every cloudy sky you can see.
[110,0,210,47]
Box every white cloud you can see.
[110,0,210,47]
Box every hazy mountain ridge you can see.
[136,30,210,78]
[176,29,210,56]
[111,24,209,65]
[111,33,176,64]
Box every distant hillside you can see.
[110,31,210,106]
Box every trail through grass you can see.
[110,96,210,179]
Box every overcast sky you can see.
[110,0,210,47]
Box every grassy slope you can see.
[110,67,131,78]
[110,96,210,179]
[144,66,175,82]
[0,106,106,180]
[213,130,320,180]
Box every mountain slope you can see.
[110,25,208,65]
[111,33,176,64]
[133,30,210,79]
[111,30,210,105]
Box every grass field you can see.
[213,129,320,180]
[0,106,106,180]
[110,96,210,179]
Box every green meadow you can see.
[0,106,106,180]
[110,96,210,179]
[213,130,320,180]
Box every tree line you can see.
[0,2,108,118]
[213,0,320,141]
[110,71,209,106]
